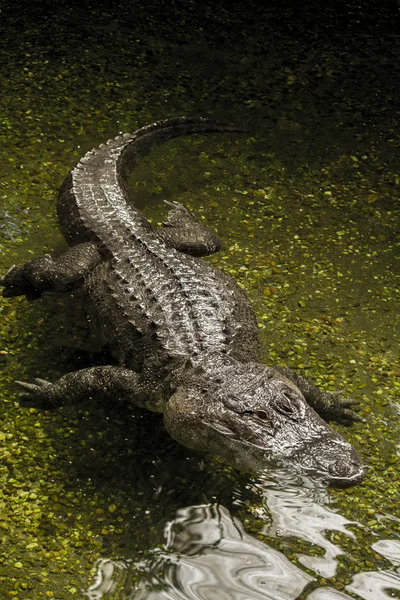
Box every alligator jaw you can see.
[325,467,366,489]
[200,423,366,488]
[290,435,366,488]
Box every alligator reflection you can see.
[84,473,400,599]
[253,471,358,579]
[85,503,314,599]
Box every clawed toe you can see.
[321,390,364,425]
[341,408,364,425]
[343,397,361,407]
[0,265,16,287]
[15,380,41,393]
[15,378,51,392]
[15,378,54,408]
[335,397,364,425]
[34,377,51,386]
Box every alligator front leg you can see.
[155,201,221,256]
[15,365,162,412]
[1,241,103,298]
[274,366,362,425]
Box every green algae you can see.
[0,0,399,597]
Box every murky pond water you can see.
[0,0,399,598]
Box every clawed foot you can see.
[160,200,221,256]
[15,378,58,409]
[162,200,196,227]
[1,260,47,299]
[1,264,23,297]
[321,391,363,425]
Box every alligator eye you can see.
[274,390,302,419]
[255,410,269,420]
[277,395,294,414]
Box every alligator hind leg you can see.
[155,200,221,256]
[275,366,362,425]
[16,365,162,412]
[1,241,103,298]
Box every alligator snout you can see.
[326,457,365,488]
[299,436,366,488]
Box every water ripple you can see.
[253,470,361,578]
[250,474,361,578]
[307,588,353,599]
[85,503,314,599]
[346,570,400,600]
[371,539,400,566]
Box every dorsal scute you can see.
[65,117,240,357]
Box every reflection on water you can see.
[252,474,400,598]
[346,570,400,600]
[84,471,400,600]
[253,471,359,578]
[371,539,400,566]
[85,503,314,599]
[307,589,353,600]
[85,560,131,599]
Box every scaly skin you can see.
[1,117,365,487]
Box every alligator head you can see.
[164,359,365,488]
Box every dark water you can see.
[0,0,399,598]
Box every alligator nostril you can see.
[328,459,357,478]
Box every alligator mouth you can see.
[308,463,366,488]
[201,421,366,487]
[326,468,366,488]
[298,435,366,488]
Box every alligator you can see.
[1,116,365,487]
